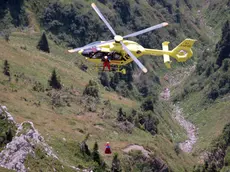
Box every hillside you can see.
[0,0,230,171]
[170,0,230,171]
[0,32,197,171]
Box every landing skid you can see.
[93,65,126,74]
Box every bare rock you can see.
[0,105,57,172]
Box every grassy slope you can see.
[0,32,197,171]
[170,65,230,155]
[178,91,230,154]
[0,167,14,172]
[167,0,230,155]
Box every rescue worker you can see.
[102,55,111,71]
[104,142,112,154]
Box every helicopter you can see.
[68,3,196,74]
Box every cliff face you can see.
[0,106,58,172]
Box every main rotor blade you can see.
[91,3,116,36]
[120,42,148,73]
[68,40,114,53]
[123,22,168,38]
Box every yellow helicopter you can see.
[68,3,196,74]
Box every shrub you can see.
[117,107,126,122]
[110,73,120,90]
[223,123,230,145]
[224,147,230,166]
[222,59,230,72]
[111,153,122,172]
[141,97,154,111]
[92,142,101,165]
[99,72,110,88]
[208,86,219,100]
[80,96,98,112]
[143,112,159,135]
[33,81,45,92]
[136,111,159,135]
[83,80,99,98]
[80,134,91,156]
[2,30,11,42]
[174,143,181,155]
[0,116,16,148]
[216,20,230,66]
[3,60,10,79]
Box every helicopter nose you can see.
[82,49,93,56]
[78,49,84,54]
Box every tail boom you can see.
[142,39,196,68]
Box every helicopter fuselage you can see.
[79,40,149,66]
[77,39,196,68]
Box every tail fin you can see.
[162,41,171,68]
[170,39,196,62]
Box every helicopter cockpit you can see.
[82,48,122,61]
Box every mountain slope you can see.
[0,31,197,171]
[0,0,230,171]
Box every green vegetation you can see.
[116,108,126,122]
[193,123,230,171]
[0,167,14,172]
[122,150,168,171]
[36,32,50,53]
[83,80,100,99]
[111,153,122,172]
[0,111,16,151]
[3,60,10,80]
[92,142,101,165]
[1,0,230,171]
[48,69,62,90]
[25,146,76,172]
[0,0,28,30]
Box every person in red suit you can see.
[102,56,111,71]
[105,142,112,154]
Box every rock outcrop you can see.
[0,105,57,172]
[123,144,169,171]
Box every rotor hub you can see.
[114,35,123,42]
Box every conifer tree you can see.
[117,107,126,122]
[4,32,10,42]
[92,141,101,165]
[100,72,110,87]
[48,69,62,89]
[141,97,154,111]
[111,153,122,172]
[37,32,50,53]
[6,128,13,142]
[3,60,10,77]
[80,133,91,156]
[110,73,120,90]
[216,20,230,66]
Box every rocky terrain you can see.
[0,105,59,172]
[172,105,197,153]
